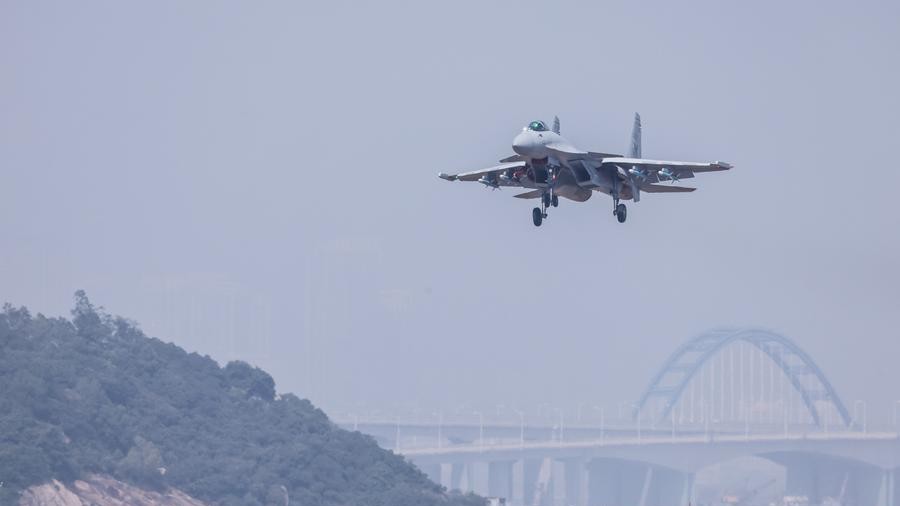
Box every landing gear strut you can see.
[533,191,552,227]
[610,174,627,224]
[614,200,627,223]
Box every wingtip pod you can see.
[438,172,457,181]
[716,161,733,170]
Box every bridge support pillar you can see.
[439,463,454,491]
[643,466,691,506]
[781,453,835,504]
[468,461,490,496]
[584,459,688,506]
[532,458,555,506]
[868,468,898,506]
[855,465,888,506]
[510,459,525,506]
[890,469,899,506]
[877,469,894,506]
[775,452,893,506]
[680,472,695,506]
[548,458,590,506]
[565,458,590,506]
[637,465,653,506]
[552,459,566,506]
[587,458,651,506]
[438,462,463,490]
[447,462,466,492]
[522,458,547,506]
[488,461,513,500]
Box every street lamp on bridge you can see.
[473,410,484,450]
[495,404,525,448]
[592,406,605,444]
[433,410,443,450]
[510,407,525,449]
[853,400,868,434]
[551,407,564,442]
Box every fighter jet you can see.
[438,114,732,226]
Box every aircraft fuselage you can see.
[511,128,619,201]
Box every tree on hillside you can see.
[224,361,276,401]
[71,290,110,341]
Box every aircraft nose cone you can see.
[512,133,530,156]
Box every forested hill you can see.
[0,292,482,506]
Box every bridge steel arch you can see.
[635,328,851,427]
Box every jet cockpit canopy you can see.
[527,120,548,132]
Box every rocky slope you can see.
[19,475,207,506]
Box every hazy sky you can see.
[2,1,899,423]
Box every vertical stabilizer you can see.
[630,113,642,158]
[552,116,560,134]
[628,112,643,202]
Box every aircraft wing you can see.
[438,161,527,185]
[602,158,731,183]
[603,158,732,172]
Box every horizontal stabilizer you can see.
[641,184,696,193]
[499,154,526,163]
[513,189,544,199]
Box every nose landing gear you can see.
[533,190,554,227]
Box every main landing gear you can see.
[614,200,627,223]
[611,176,627,224]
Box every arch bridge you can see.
[348,328,900,506]
[635,327,851,428]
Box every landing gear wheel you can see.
[615,203,627,223]
[542,193,552,208]
[532,207,543,227]
[551,195,559,207]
